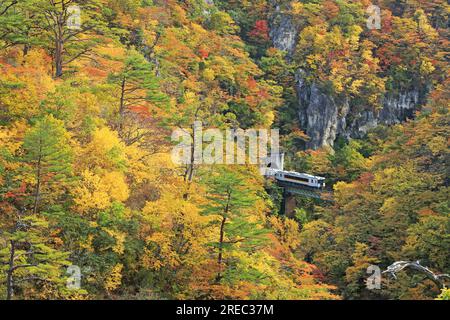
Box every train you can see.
[274,171,326,189]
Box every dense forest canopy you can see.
[0,0,448,300]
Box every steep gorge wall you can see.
[268,3,424,149]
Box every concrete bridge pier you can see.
[281,190,297,217]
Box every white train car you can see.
[275,171,326,189]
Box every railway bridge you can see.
[261,154,334,216]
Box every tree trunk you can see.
[55,38,63,78]
[184,114,201,184]
[33,152,42,215]
[186,138,195,183]
[216,192,231,282]
[118,78,126,133]
[54,15,64,78]
[216,216,227,282]
[22,44,30,58]
[6,240,15,300]
[183,132,196,200]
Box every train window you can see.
[285,175,310,183]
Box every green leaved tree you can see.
[201,167,268,283]
[0,215,69,300]
[0,1,27,50]
[22,115,73,214]
[29,0,108,77]
[107,51,168,143]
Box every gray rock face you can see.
[270,10,424,149]
[296,72,346,149]
[268,4,298,57]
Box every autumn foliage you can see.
[0,0,448,301]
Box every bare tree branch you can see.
[383,261,450,289]
[0,0,18,16]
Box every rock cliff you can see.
[268,2,425,149]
